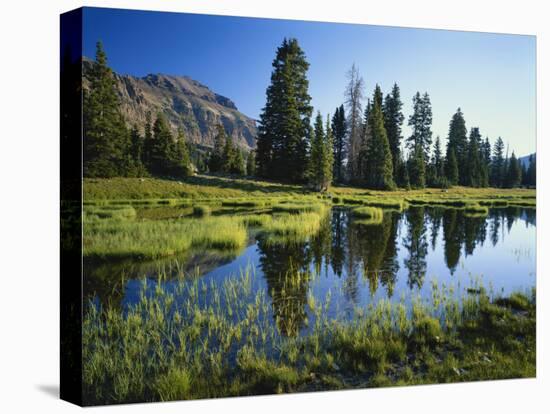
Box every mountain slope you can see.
[83,58,257,150]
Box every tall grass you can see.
[261,208,329,244]
[351,206,384,220]
[271,202,326,214]
[84,205,137,220]
[84,216,247,260]
[82,264,536,405]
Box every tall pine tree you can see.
[491,137,506,187]
[383,83,404,183]
[466,127,483,187]
[445,148,459,186]
[331,105,347,183]
[256,38,313,182]
[365,85,394,189]
[324,114,335,188]
[506,152,522,188]
[407,92,433,160]
[83,41,131,177]
[446,108,469,185]
[209,124,226,173]
[246,150,256,176]
[310,112,325,190]
[408,145,426,189]
[150,113,174,176]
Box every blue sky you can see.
[82,7,536,157]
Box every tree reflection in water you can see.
[254,206,533,337]
[85,206,535,338]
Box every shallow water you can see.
[85,206,536,337]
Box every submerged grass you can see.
[82,265,536,405]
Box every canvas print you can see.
[60,7,536,406]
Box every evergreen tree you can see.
[446,108,469,185]
[491,137,505,187]
[324,114,334,188]
[129,125,147,177]
[399,158,411,190]
[433,135,444,180]
[506,152,522,188]
[365,85,394,189]
[408,145,425,188]
[445,148,459,186]
[383,83,405,183]
[481,137,492,187]
[209,124,226,173]
[256,38,313,182]
[142,111,153,169]
[172,128,191,176]
[466,127,483,187]
[309,112,335,191]
[407,92,433,160]
[331,105,347,183]
[310,112,325,190]
[231,149,246,175]
[83,41,131,177]
[483,137,492,167]
[222,134,237,174]
[246,150,256,176]
[150,113,174,176]
[358,99,371,183]
[426,154,437,188]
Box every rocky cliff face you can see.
[83,58,257,149]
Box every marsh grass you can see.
[464,204,489,217]
[271,202,326,214]
[83,198,331,261]
[260,204,330,244]
[352,206,384,220]
[82,264,535,405]
[84,205,137,220]
[84,215,247,260]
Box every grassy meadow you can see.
[84,175,535,207]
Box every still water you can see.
[85,206,536,337]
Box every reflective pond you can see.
[85,206,536,337]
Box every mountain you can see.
[518,153,536,167]
[83,58,257,150]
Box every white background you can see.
[0,0,547,412]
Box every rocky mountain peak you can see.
[82,58,257,150]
